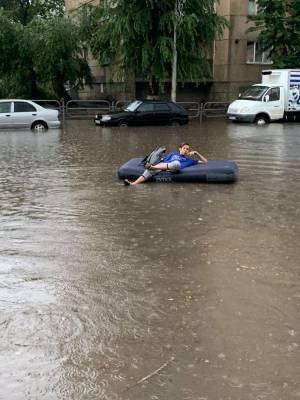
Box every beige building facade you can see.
[214,0,272,101]
[65,0,272,102]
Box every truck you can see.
[227,69,300,124]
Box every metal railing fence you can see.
[65,100,111,119]
[113,100,227,122]
[30,98,230,122]
[177,102,201,119]
[202,102,229,121]
[113,100,130,111]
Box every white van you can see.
[227,69,300,124]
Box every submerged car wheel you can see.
[170,119,181,126]
[255,114,269,125]
[118,120,128,127]
[31,120,48,130]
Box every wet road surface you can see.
[0,119,299,399]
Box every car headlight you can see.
[101,115,112,121]
[239,107,250,113]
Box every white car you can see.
[0,99,61,130]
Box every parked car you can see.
[0,99,61,130]
[94,100,189,126]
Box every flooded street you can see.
[0,119,299,400]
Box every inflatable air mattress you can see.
[118,157,238,183]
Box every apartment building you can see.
[214,0,272,101]
[64,0,272,102]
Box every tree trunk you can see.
[171,22,177,102]
[27,68,39,98]
[148,76,159,99]
[19,0,31,24]
[53,81,71,101]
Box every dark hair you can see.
[179,142,189,148]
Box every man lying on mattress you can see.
[124,142,207,185]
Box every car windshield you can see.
[123,100,142,112]
[239,86,269,101]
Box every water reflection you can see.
[0,120,299,399]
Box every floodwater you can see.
[0,119,299,400]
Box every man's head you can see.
[179,142,190,155]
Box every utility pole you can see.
[171,0,186,102]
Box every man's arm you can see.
[189,150,208,163]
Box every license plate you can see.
[229,116,236,120]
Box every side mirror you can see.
[264,95,270,102]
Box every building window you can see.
[248,0,257,16]
[247,41,272,64]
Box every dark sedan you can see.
[94,100,189,126]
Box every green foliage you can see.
[0,7,91,99]
[0,0,64,24]
[31,18,92,98]
[0,13,37,97]
[248,0,300,68]
[81,0,227,95]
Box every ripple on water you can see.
[0,122,299,399]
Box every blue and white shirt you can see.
[163,152,198,169]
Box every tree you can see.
[171,0,186,101]
[0,0,64,24]
[248,0,300,68]
[0,8,91,99]
[0,13,39,97]
[82,0,227,96]
[32,18,92,100]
